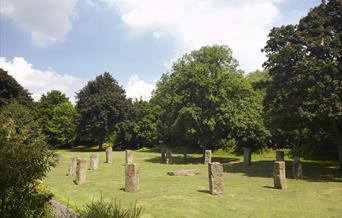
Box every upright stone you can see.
[208,162,224,195]
[243,147,252,165]
[161,146,166,162]
[125,163,139,192]
[106,147,112,163]
[292,156,303,179]
[125,150,133,164]
[165,149,172,164]
[89,154,99,170]
[75,158,87,185]
[204,150,212,164]
[66,157,77,176]
[53,153,62,167]
[273,161,287,189]
[276,150,285,161]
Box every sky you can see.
[0,0,321,102]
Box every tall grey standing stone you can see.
[292,156,303,179]
[106,147,112,163]
[89,154,99,170]
[243,147,252,165]
[75,158,87,185]
[208,162,224,195]
[273,161,287,189]
[204,150,212,164]
[67,157,78,176]
[276,150,285,161]
[165,149,172,164]
[53,153,62,167]
[125,163,139,192]
[125,150,133,164]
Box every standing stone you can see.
[89,154,99,170]
[75,158,87,185]
[204,150,212,164]
[165,149,172,164]
[276,150,285,161]
[208,162,224,195]
[273,161,287,189]
[106,147,112,163]
[243,147,252,165]
[125,163,139,192]
[292,156,303,179]
[125,150,133,164]
[53,153,62,167]
[161,146,166,162]
[66,157,78,176]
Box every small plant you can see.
[81,197,144,218]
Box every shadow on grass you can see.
[144,156,239,165]
[197,190,211,194]
[223,160,342,183]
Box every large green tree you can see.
[152,45,270,152]
[263,0,342,167]
[37,90,77,148]
[0,102,52,217]
[76,73,132,149]
[0,68,33,108]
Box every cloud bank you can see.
[125,74,155,101]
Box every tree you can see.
[0,102,52,217]
[76,73,132,149]
[37,90,77,148]
[152,45,270,152]
[246,69,271,90]
[0,68,33,108]
[263,0,342,167]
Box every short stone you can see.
[276,150,285,161]
[106,147,112,164]
[125,150,133,164]
[273,161,287,189]
[243,147,252,165]
[208,162,224,195]
[89,154,99,170]
[167,169,200,176]
[75,158,87,185]
[53,153,62,167]
[204,150,212,164]
[125,163,139,192]
[292,156,303,179]
[66,157,78,176]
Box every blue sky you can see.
[0,0,321,102]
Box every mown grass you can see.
[45,148,342,218]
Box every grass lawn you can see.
[45,148,342,218]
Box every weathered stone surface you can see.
[66,157,77,176]
[208,162,224,195]
[106,147,112,163]
[165,149,172,164]
[292,156,303,179]
[273,161,287,189]
[53,153,62,167]
[125,150,133,164]
[89,154,99,170]
[276,150,285,161]
[125,163,139,192]
[167,169,200,176]
[50,200,81,218]
[243,147,252,165]
[204,150,212,164]
[75,158,87,185]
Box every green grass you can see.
[45,148,342,218]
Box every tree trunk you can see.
[99,143,103,150]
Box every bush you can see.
[81,197,144,218]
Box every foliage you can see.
[246,69,271,90]
[81,197,144,218]
[0,102,53,218]
[0,68,33,108]
[37,90,77,148]
[76,73,132,149]
[152,45,270,152]
[262,0,342,165]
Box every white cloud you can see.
[104,0,284,72]
[125,74,155,101]
[0,0,78,46]
[0,57,84,102]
